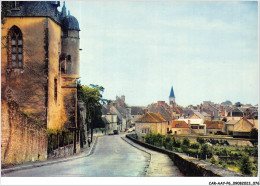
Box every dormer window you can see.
[8,26,23,69]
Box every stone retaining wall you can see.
[47,142,80,159]
[1,101,47,166]
[126,134,244,177]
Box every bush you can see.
[163,135,174,150]
[252,146,258,157]
[218,148,229,156]
[190,143,200,149]
[200,144,213,160]
[154,133,164,147]
[239,154,252,175]
[182,137,190,147]
[145,133,164,147]
[210,156,217,164]
[197,137,205,145]
[249,128,258,140]
[173,138,181,148]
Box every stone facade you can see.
[135,112,168,140]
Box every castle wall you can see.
[1,17,68,130]
[1,17,47,123]
[47,19,67,130]
[61,30,79,75]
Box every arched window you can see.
[8,26,23,68]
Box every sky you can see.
[62,1,258,107]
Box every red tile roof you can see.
[136,112,166,123]
[206,123,223,129]
[172,120,189,128]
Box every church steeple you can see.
[169,86,175,105]
[61,1,67,17]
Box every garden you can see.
[144,133,258,176]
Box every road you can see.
[3,134,150,177]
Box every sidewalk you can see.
[1,133,102,175]
[122,136,184,177]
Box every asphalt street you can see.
[3,134,150,177]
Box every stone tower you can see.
[60,2,80,133]
[169,86,175,105]
[61,2,80,76]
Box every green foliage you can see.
[200,144,213,160]
[145,133,163,147]
[235,102,243,107]
[190,143,200,149]
[173,138,181,148]
[144,133,154,145]
[163,135,174,150]
[181,144,189,153]
[249,128,258,140]
[197,137,205,145]
[47,131,73,154]
[239,154,252,175]
[182,137,190,147]
[77,81,105,133]
[210,156,217,164]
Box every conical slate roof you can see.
[169,86,175,98]
[62,14,80,31]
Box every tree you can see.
[221,100,232,105]
[182,137,190,147]
[249,128,258,140]
[235,102,243,107]
[200,144,213,160]
[77,81,105,142]
[197,137,205,145]
[239,154,252,175]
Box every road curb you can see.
[121,136,151,176]
[1,136,99,175]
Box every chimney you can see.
[107,103,111,114]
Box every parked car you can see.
[113,130,119,135]
[127,128,133,133]
[108,131,114,135]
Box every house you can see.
[205,121,224,135]
[171,120,191,135]
[101,104,119,132]
[172,104,184,119]
[225,117,255,137]
[1,1,81,165]
[130,106,146,123]
[135,112,168,141]
[178,119,206,135]
[226,107,244,121]
[148,102,172,122]
[187,111,211,121]
[203,101,222,119]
